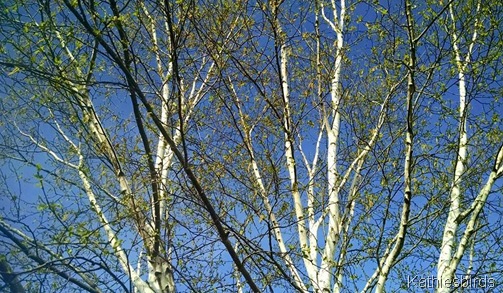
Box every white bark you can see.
[278,42,314,287]
[299,127,324,266]
[318,0,345,291]
[137,5,239,291]
[439,150,502,290]
[228,79,308,291]
[77,158,155,293]
[46,21,163,290]
[273,1,390,291]
[436,2,481,291]
[18,121,155,292]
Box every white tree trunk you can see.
[437,2,480,291]
[318,0,345,291]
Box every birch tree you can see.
[1,0,255,291]
[436,0,503,291]
[1,0,502,292]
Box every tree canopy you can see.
[1,0,502,292]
